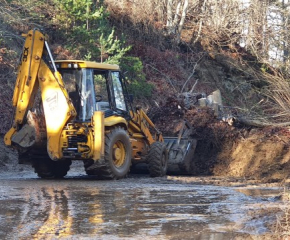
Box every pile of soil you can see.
[150,97,290,182]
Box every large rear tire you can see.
[147,142,168,177]
[32,157,71,179]
[84,127,132,179]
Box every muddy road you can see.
[0,165,286,239]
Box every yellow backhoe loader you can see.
[4,29,196,179]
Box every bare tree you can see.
[166,0,189,41]
[105,0,290,71]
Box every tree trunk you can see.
[178,0,188,33]
[166,0,174,33]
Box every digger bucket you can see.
[164,121,197,174]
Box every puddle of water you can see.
[0,178,282,239]
[236,187,281,198]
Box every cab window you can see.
[111,71,127,111]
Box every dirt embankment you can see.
[150,99,290,183]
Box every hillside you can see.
[0,0,290,182]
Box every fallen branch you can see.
[238,117,290,128]
[146,64,177,93]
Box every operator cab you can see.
[55,60,130,122]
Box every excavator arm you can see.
[4,29,76,160]
[129,108,164,144]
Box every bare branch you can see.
[146,64,177,93]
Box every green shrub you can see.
[53,0,130,62]
[120,56,153,98]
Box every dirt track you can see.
[0,164,287,240]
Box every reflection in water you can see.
[12,187,74,239]
[0,179,281,239]
[33,188,73,238]
[88,190,104,235]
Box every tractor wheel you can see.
[32,157,71,179]
[147,142,168,177]
[102,127,132,179]
[83,127,132,179]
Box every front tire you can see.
[83,127,132,179]
[103,127,132,179]
[147,142,168,177]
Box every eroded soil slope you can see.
[150,100,290,182]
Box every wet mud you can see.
[0,169,285,239]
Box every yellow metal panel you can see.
[104,116,128,128]
[12,30,44,123]
[5,30,45,147]
[4,127,16,146]
[93,111,105,161]
[130,137,148,160]
[54,60,120,70]
[38,61,76,160]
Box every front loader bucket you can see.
[164,121,197,174]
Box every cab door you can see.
[110,71,130,118]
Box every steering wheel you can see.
[96,94,103,102]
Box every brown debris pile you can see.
[149,96,290,182]
[148,96,186,136]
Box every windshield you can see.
[59,68,128,121]
[59,68,96,122]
